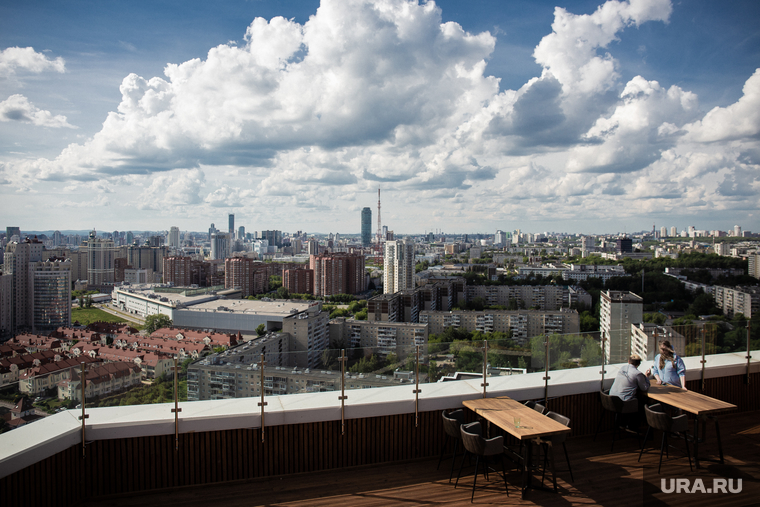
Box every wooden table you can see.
[646,385,736,468]
[463,397,571,498]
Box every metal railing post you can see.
[543,335,550,407]
[78,362,88,458]
[700,326,707,392]
[413,346,421,428]
[171,357,182,451]
[339,349,347,435]
[481,341,489,398]
[258,353,267,443]
[746,321,752,385]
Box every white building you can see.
[600,290,643,364]
[168,226,181,248]
[384,239,415,294]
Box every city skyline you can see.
[1,0,759,234]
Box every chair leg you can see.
[448,439,459,483]
[437,434,450,470]
[455,450,469,488]
[683,433,693,472]
[471,456,479,502]
[563,442,573,483]
[638,426,651,462]
[548,444,558,492]
[500,455,509,497]
[658,433,666,474]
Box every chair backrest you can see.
[460,422,486,455]
[600,390,624,413]
[442,409,464,439]
[644,403,672,432]
[545,411,571,443]
[525,400,547,414]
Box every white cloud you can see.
[684,69,760,143]
[0,47,66,75]
[3,0,759,231]
[0,94,77,128]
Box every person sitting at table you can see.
[652,340,687,390]
[609,353,650,428]
[610,353,651,401]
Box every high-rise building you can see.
[211,233,231,261]
[670,226,677,237]
[229,214,235,238]
[6,227,21,241]
[283,268,314,295]
[361,208,372,247]
[495,230,507,247]
[238,226,245,242]
[208,223,216,242]
[126,244,168,282]
[383,239,415,294]
[261,230,282,248]
[31,259,71,333]
[85,230,115,286]
[53,230,62,246]
[734,225,741,237]
[0,269,12,337]
[225,257,257,297]
[749,254,760,280]
[580,235,594,251]
[600,290,643,364]
[168,226,181,248]
[126,231,134,245]
[307,239,319,255]
[310,252,366,296]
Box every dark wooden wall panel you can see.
[1,371,757,507]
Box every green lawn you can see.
[71,307,127,326]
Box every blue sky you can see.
[1,0,759,235]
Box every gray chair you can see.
[537,411,573,492]
[455,422,510,502]
[638,403,692,474]
[595,389,640,451]
[437,409,465,482]
[525,400,547,414]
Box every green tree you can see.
[144,314,173,334]
[256,323,266,336]
[276,286,290,299]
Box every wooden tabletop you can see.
[463,397,570,441]
[646,385,737,416]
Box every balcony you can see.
[1,347,758,506]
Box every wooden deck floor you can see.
[81,411,760,507]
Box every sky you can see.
[1,0,759,236]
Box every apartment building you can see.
[310,252,366,296]
[630,323,686,361]
[383,240,414,293]
[713,286,759,318]
[418,309,579,346]
[600,290,643,364]
[329,318,428,357]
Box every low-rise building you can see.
[419,309,579,346]
[58,361,142,401]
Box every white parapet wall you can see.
[1,350,758,479]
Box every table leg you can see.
[521,440,532,499]
[712,416,724,464]
[693,416,701,469]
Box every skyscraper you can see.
[229,214,235,238]
[6,227,21,241]
[86,230,116,286]
[383,239,414,294]
[168,226,181,248]
[211,233,231,260]
[238,226,245,241]
[361,207,372,247]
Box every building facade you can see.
[600,290,643,364]
[361,207,372,247]
[383,239,414,294]
[310,252,366,296]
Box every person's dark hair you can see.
[658,340,676,370]
[628,355,642,367]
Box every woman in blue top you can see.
[652,340,687,390]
